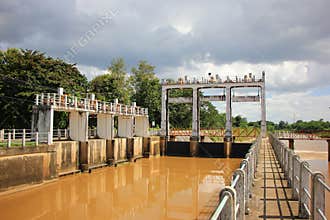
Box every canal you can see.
[0,157,241,220]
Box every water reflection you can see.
[0,157,240,220]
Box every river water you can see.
[0,157,241,220]
[283,140,330,218]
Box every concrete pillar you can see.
[225,86,232,157]
[191,88,200,138]
[135,116,149,137]
[69,111,88,142]
[288,139,294,150]
[97,114,114,139]
[190,137,199,157]
[37,106,54,143]
[160,136,166,156]
[160,88,169,137]
[118,116,134,138]
[261,72,267,137]
[224,140,232,158]
[327,140,330,162]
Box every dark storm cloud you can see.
[1,0,329,70]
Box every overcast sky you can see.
[1,0,330,122]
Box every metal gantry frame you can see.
[160,72,267,143]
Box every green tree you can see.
[131,61,161,126]
[0,48,88,128]
[200,103,226,128]
[233,115,248,127]
[89,58,132,104]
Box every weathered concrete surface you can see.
[132,137,143,161]
[53,141,79,176]
[112,138,128,164]
[79,139,107,171]
[145,136,160,157]
[0,146,57,191]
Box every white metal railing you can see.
[35,93,148,116]
[269,134,329,220]
[210,136,262,220]
[0,128,102,147]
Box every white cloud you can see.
[159,60,330,122]
[77,65,107,80]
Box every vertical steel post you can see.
[260,72,267,137]
[233,169,245,219]
[299,161,310,218]
[219,187,236,220]
[311,172,325,220]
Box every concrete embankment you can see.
[0,136,161,192]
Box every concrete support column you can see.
[261,72,267,137]
[36,106,54,143]
[160,136,167,156]
[97,114,114,139]
[288,138,294,150]
[160,88,169,137]
[135,116,149,137]
[190,88,200,157]
[191,88,200,138]
[225,86,232,158]
[69,111,89,142]
[118,116,134,138]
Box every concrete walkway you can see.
[247,138,305,220]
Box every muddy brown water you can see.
[283,140,330,218]
[0,157,241,220]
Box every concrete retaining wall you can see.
[0,146,57,191]
[53,141,79,176]
[79,139,107,171]
[142,136,160,157]
[132,137,143,161]
[112,138,128,164]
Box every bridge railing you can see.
[35,93,148,116]
[210,135,262,220]
[269,133,329,220]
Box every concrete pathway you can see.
[247,138,304,220]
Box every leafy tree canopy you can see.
[0,48,88,128]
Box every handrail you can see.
[269,133,329,220]
[35,93,148,116]
[0,128,101,147]
[210,135,262,220]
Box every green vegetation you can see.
[0,48,88,128]
[0,48,329,131]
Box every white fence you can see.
[0,128,99,147]
[210,136,261,219]
[270,134,329,220]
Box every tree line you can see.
[1,48,329,132]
